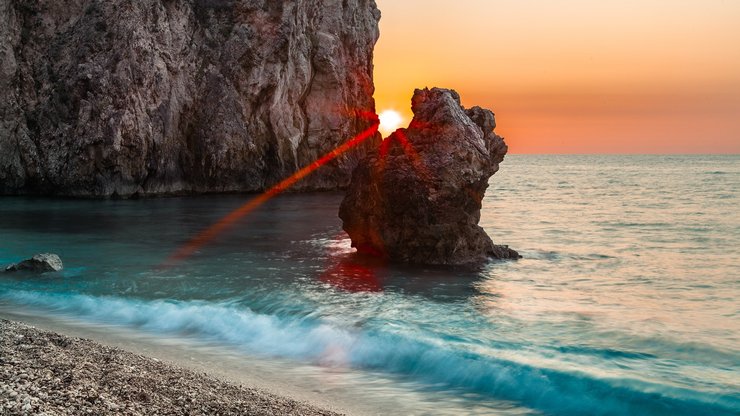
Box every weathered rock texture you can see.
[0,0,380,197]
[4,253,63,273]
[340,88,519,264]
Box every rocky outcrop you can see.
[5,253,63,272]
[339,88,519,264]
[0,0,380,197]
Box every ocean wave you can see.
[2,290,737,416]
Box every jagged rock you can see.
[0,0,381,197]
[339,87,520,265]
[5,253,63,273]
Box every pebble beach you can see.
[0,320,341,416]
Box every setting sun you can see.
[378,109,404,136]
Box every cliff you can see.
[0,0,380,197]
[339,88,519,264]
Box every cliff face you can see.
[339,88,519,264]
[0,0,380,197]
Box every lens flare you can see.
[165,120,379,265]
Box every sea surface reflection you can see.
[1,155,738,415]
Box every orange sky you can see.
[373,0,740,153]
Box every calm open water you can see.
[0,155,738,415]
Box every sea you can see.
[0,155,738,415]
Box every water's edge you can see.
[0,309,370,416]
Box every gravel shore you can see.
[0,320,342,415]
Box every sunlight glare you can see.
[378,109,404,136]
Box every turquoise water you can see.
[1,155,738,415]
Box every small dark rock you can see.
[5,253,63,273]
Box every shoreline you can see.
[0,319,345,415]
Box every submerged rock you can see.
[339,88,520,265]
[5,253,63,273]
[0,0,381,197]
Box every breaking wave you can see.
[3,290,737,416]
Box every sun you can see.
[378,109,404,136]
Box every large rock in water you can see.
[339,88,520,264]
[0,0,380,197]
[5,253,63,273]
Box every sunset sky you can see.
[372,0,740,154]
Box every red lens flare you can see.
[165,121,379,265]
[378,129,433,183]
[361,128,435,258]
[320,259,383,293]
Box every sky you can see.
[372,0,740,154]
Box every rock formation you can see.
[0,0,381,197]
[339,88,519,264]
[5,253,63,272]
